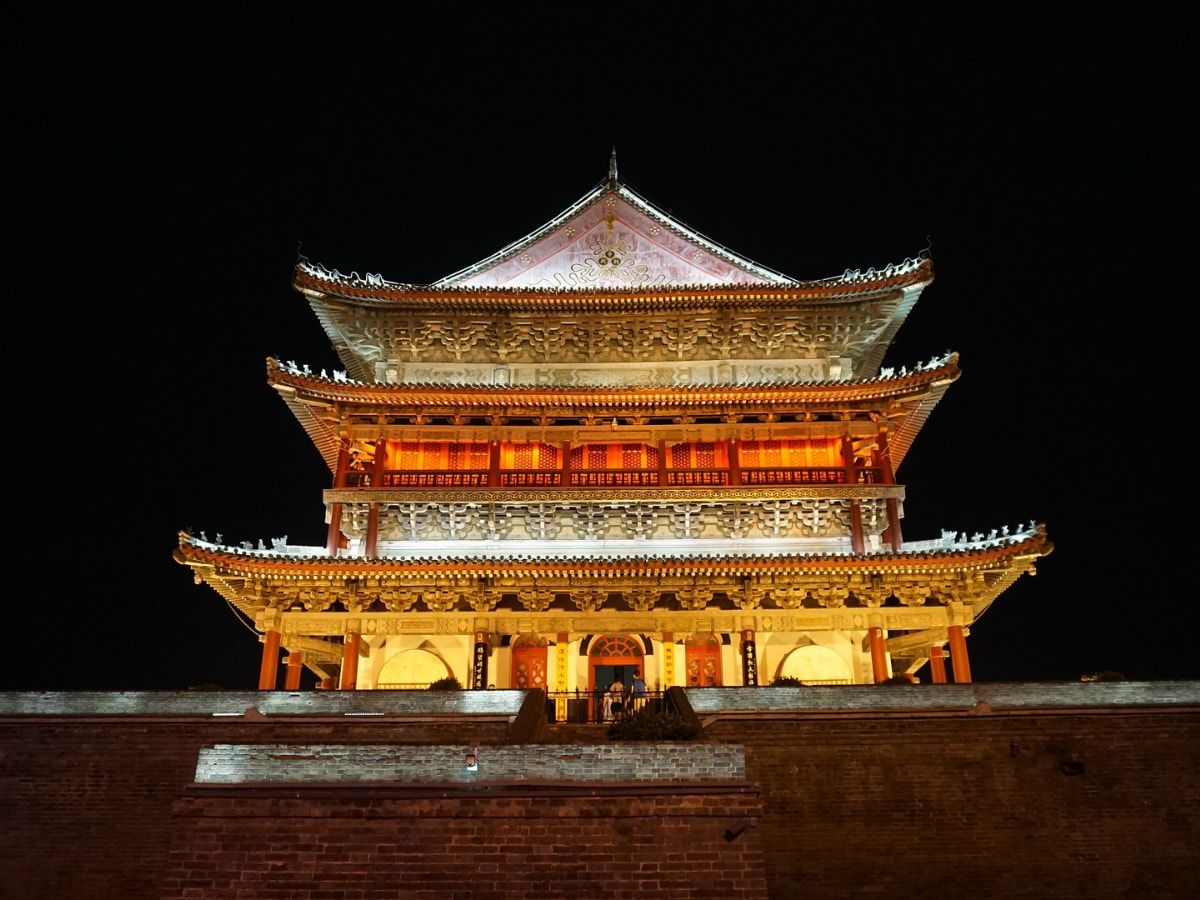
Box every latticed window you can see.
[399,441,421,469]
[669,441,722,468]
[502,442,559,469]
[590,633,643,658]
[385,440,488,470]
[738,437,838,468]
[570,443,661,469]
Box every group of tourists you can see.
[601,669,647,721]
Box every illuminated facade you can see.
[175,155,1052,695]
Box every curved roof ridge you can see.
[296,254,931,296]
[613,179,797,284]
[432,178,611,287]
[178,522,1049,564]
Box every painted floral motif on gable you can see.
[531,229,668,288]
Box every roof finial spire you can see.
[608,147,619,189]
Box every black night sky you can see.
[8,4,1196,690]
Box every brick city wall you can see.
[2,684,1198,900]
[176,741,763,899]
[702,701,1200,898]
[0,692,523,900]
[163,784,766,899]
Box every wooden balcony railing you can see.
[741,467,882,485]
[380,470,488,488]
[666,469,729,486]
[569,470,659,487]
[500,470,563,487]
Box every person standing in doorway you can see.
[606,677,625,721]
[631,669,647,711]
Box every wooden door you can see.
[684,634,722,687]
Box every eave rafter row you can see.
[292,256,934,310]
[184,558,1036,621]
[266,356,960,406]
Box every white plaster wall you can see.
[761,631,858,684]
[360,635,469,688]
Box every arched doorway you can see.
[510,634,549,691]
[588,633,645,721]
[683,633,722,687]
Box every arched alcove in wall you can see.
[777,643,853,684]
[376,648,451,688]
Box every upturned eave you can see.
[293,256,934,312]
[175,527,1051,581]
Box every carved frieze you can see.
[199,550,1008,651]
[272,603,953,641]
[360,496,897,544]
[320,302,903,376]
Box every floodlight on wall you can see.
[465,748,478,771]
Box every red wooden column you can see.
[948,625,972,683]
[657,440,669,487]
[868,625,889,683]
[877,429,903,551]
[318,676,334,690]
[365,438,386,557]
[929,645,947,683]
[326,505,344,557]
[489,440,502,487]
[340,632,361,690]
[326,444,351,557]
[284,651,304,690]
[258,629,281,690]
[727,438,742,486]
[842,434,866,554]
[560,441,571,487]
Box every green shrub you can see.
[607,708,699,741]
[770,676,805,687]
[427,676,463,690]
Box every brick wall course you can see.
[163,789,767,900]
[0,689,527,718]
[193,742,744,784]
